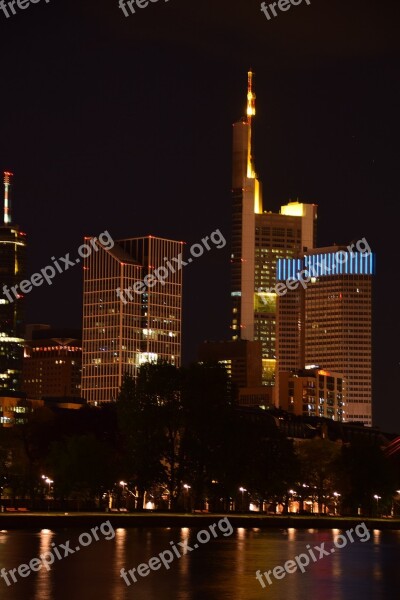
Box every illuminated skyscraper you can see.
[118,237,182,364]
[231,72,317,384]
[0,172,27,394]
[276,246,375,425]
[82,235,182,404]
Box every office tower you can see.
[118,237,182,364]
[198,339,273,407]
[22,326,82,399]
[198,339,262,388]
[276,246,375,425]
[231,72,317,384]
[82,236,182,404]
[0,172,27,394]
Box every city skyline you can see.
[0,76,389,428]
[0,5,399,600]
[0,0,398,431]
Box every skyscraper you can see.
[231,72,317,384]
[276,246,375,425]
[0,172,27,394]
[118,236,182,365]
[82,235,182,404]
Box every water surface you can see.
[0,526,398,599]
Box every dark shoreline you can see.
[0,513,399,531]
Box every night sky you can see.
[1,0,399,431]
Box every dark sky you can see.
[1,0,399,431]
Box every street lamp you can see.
[393,491,400,517]
[333,492,341,516]
[288,490,296,513]
[373,494,381,515]
[120,481,127,508]
[183,484,191,512]
[239,487,247,511]
[41,475,53,511]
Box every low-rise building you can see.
[278,367,344,420]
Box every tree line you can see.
[0,362,398,515]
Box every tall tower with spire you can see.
[230,73,317,386]
[231,71,263,343]
[0,172,27,395]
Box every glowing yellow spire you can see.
[247,71,256,120]
[246,71,256,179]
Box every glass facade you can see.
[0,225,27,394]
[82,236,182,404]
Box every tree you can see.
[117,369,168,509]
[297,437,341,513]
[336,439,397,515]
[48,434,114,509]
[180,362,234,510]
[227,409,300,512]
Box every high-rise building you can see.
[0,172,27,394]
[276,246,375,425]
[82,235,182,404]
[198,339,263,389]
[198,339,273,408]
[231,72,317,384]
[22,325,82,399]
[118,237,182,364]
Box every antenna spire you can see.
[246,71,256,179]
[3,171,13,225]
[247,70,256,122]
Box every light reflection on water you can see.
[0,527,398,599]
[34,529,54,600]
[113,528,127,600]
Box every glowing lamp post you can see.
[239,487,247,512]
[289,490,296,514]
[373,494,381,516]
[183,484,191,512]
[333,492,341,516]
[120,481,127,508]
[41,475,53,511]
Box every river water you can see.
[0,526,398,599]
